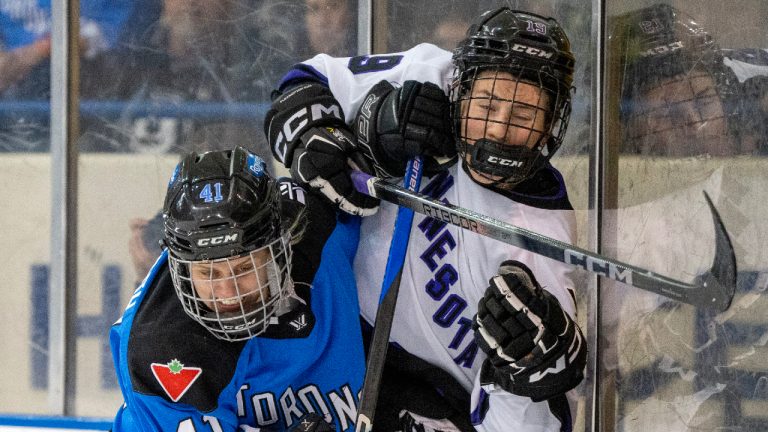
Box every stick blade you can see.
[697,191,737,311]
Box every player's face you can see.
[305,0,351,54]
[460,70,551,150]
[626,70,732,156]
[459,70,551,187]
[189,249,272,313]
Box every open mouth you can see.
[209,292,264,314]
[212,298,244,313]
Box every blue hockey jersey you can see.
[110,186,366,432]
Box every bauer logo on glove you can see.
[473,260,586,402]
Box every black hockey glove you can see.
[290,125,379,216]
[355,80,456,178]
[473,261,586,402]
[265,82,347,165]
[266,83,379,216]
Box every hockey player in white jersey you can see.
[264,7,587,431]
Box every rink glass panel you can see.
[73,0,357,418]
[603,1,768,431]
[0,1,766,431]
[0,13,53,417]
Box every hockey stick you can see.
[350,170,737,312]
[355,157,423,432]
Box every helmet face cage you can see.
[451,65,571,187]
[623,68,732,156]
[450,8,574,188]
[163,147,296,341]
[168,233,293,341]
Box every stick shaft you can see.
[355,158,423,432]
[351,170,736,311]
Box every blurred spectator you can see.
[0,0,134,94]
[0,34,50,94]
[0,0,139,152]
[302,0,356,57]
[424,10,471,50]
[79,0,300,154]
[614,3,767,156]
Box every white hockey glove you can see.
[265,83,379,216]
[473,260,586,402]
[355,80,456,178]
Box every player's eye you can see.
[191,266,210,278]
[236,264,255,275]
[511,108,535,122]
[477,103,493,112]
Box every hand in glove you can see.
[355,80,455,178]
[291,126,379,216]
[266,83,379,216]
[473,260,586,402]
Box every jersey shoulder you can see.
[492,164,573,210]
[280,43,453,91]
[125,263,247,412]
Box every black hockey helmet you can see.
[163,147,293,341]
[450,7,575,188]
[617,3,723,91]
[163,146,280,261]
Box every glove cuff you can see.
[355,80,405,178]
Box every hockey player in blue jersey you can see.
[264,7,587,432]
[110,146,367,431]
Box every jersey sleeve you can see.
[470,377,577,432]
[277,43,455,124]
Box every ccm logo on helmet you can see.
[487,156,523,167]
[511,44,554,59]
[197,233,239,247]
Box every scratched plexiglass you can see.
[603,1,768,431]
[1,0,767,429]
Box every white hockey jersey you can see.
[282,43,580,432]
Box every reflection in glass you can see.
[607,3,768,432]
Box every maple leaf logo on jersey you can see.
[150,359,202,402]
